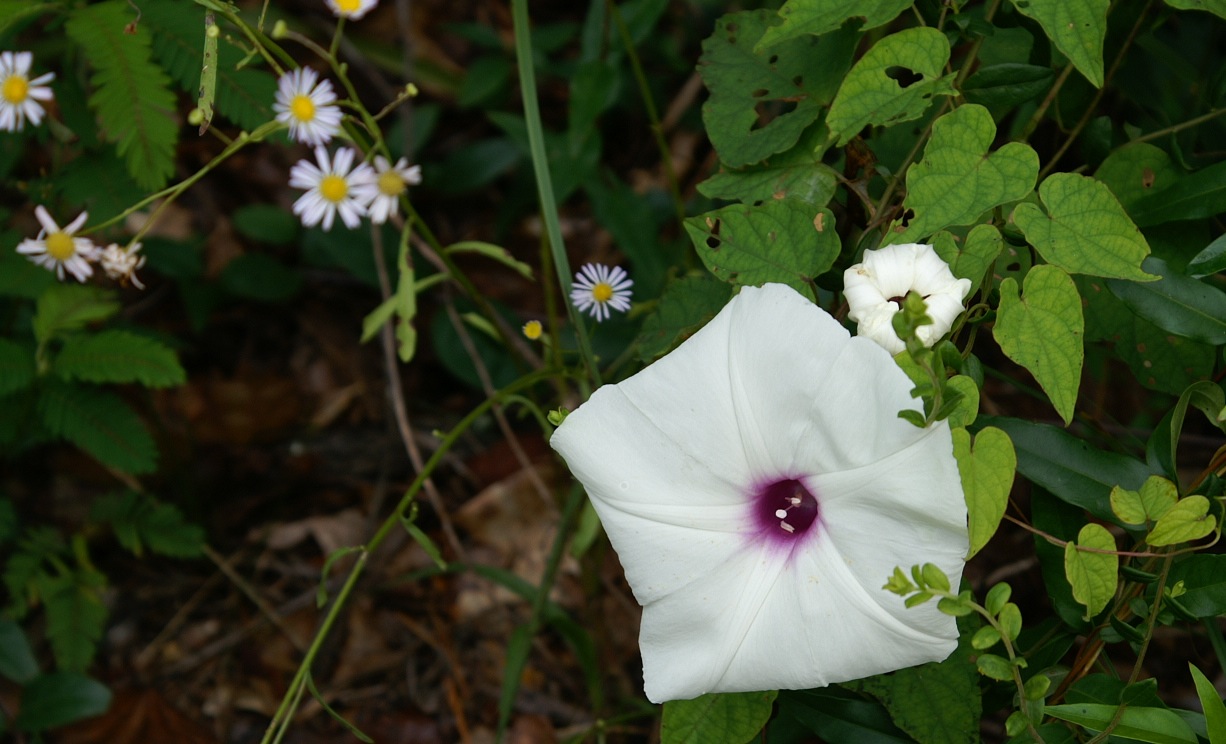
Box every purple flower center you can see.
[753,478,820,539]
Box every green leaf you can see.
[90,491,205,558]
[1129,160,1226,228]
[1106,258,1226,346]
[932,224,1003,294]
[38,571,108,672]
[775,688,914,743]
[983,416,1151,524]
[660,690,777,744]
[637,275,732,361]
[699,11,856,167]
[953,426,1016,559]
[890,104,1038,242]
[758,0,912,48]
[1013,173,1156,281]
[53,330,186,388]
[827,27,957,146]
[14,672,111,733]
[0,339,36,397]
[33,285,121,345]
[851,634,981,744]
[1163,0,1226,17]
[232,205,300,246]
[943,376,980,429]
[1148,495,1216,546]
[1168,556,1226,617]
[219,253,303,303]
[993,265,1084,425]
[1189,664,1226,744]
[196,10,217,133]
[0,619,39,683]
[66,1,179,190]
[1044,704,1198,743]
[0,1,59,37]
[1008,0,1107,87]
[38,380,158,475]
[1078,276,1215,396]
[1094,142,1180,214]
[444,241,533,280]
[976,653,1014,681]
[3,527,66,617]
[686,200,838,295]
[960,63,1055,109]
[1187,234,1226,278]
[1109,475,1178,526]
[697,124,839,207]
[1063,523,1117,619]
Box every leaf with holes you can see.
[637,276,732,361]
[890,104,1037,242]
[1064,523,1117,619]
[1078,276,1215,396]
[1008,0,1108,87]
[698,124,839,207]
[827,27,957,146]
[757,0,913,49]
[993,266,1084,426]
[1013,173,1156,281]
[953,427,1016,559]
[1163,0,1226,18]
[699,10,856,167]
[685,200,838,295]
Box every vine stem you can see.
[510,0,602,389]
[1131,107,1226,145]
[257,369,562,744]
[1002,514,1216,558]
[1018,63,1075,142]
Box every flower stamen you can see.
[755,478,819,540]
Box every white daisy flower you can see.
[843,242,972,355]
[570,263,633,321]
[366,156,421,224]
[0,51,55,132]
[289,146,376,231]
[16,206,97,282]
[273,67,342,146]
[99,242,147,289]
[325,0,379,20]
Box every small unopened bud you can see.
[206,23,220,38]
[405,83,419,97]
[187,107,205,126]
[272,19,288,38]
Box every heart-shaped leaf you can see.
[953,426,1017,559]
[1064,523,1118,619]
[1148,495,1216,546]
[1008,0,1108,87]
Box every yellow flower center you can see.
[319,174,348,203]
[377,170,406,197]
[45,232,75,261]
[522,320,543,340]
[592,283,614,303]
[336,0,361,12]
[290,94,315,122]
[3,75,29,104]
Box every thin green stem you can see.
[258,369,562,744]
[1018,63,1074,142]
[1131,107,1226,145]
[871,98,951,230]
[510,0,602,388]
[608,0,686,227]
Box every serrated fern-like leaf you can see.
[3,527,66,618]
[33,285,121,345]
[65,0,179,190]
[91,491,205,558]
[0,338,36,396]
[38,571,107,672]
[53,330,186,389]
[140,0,276,132]
[37,379,157,475]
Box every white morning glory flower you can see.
[570,263,633,321]
[0,51,55,132]
[273,67,343,146]
[366,155,421,224]
[843,242,972,355]
[324,0,379,20]
[289,146,377,231]
[16,206,97,283]
[98,242,146,289]
[550,283,967,703]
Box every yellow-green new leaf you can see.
[1008,0,1108,87]
[993,265,1084,425]
[954,426,1016,559]
[890,105,1038,242]
[1013,173,1156,281]
[1109,475,1177,526]
[826,27,957,146]
[1148,495,1216,547]
[1189,663,1226,743]
[932,225,1003,294]
[944,375,980,430]
[1064,523,1118,619]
